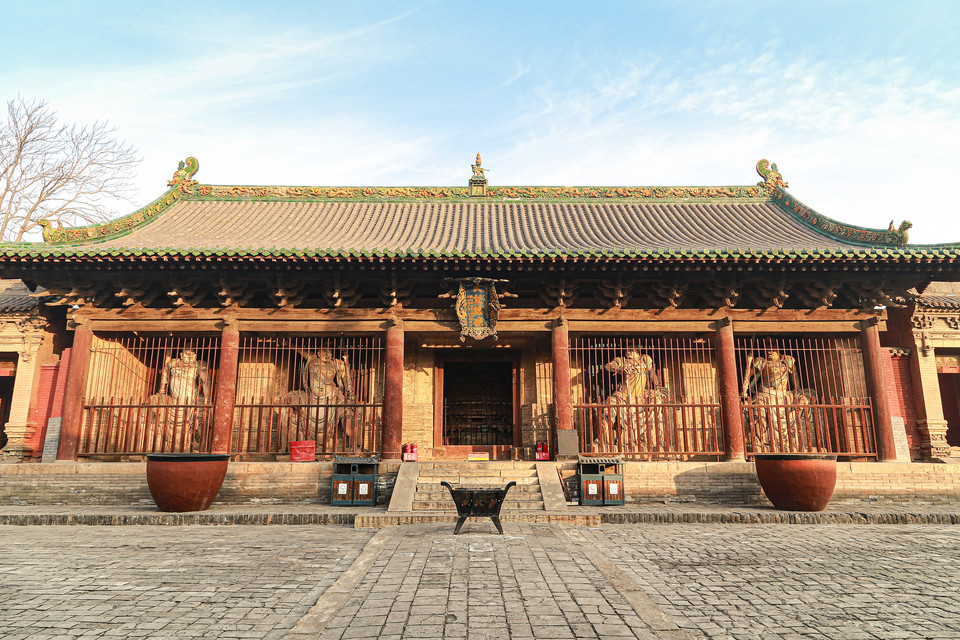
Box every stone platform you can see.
[2,499,959,527]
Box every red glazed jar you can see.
[146,453,230,512]
[753,453,837,511]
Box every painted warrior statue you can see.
[284,347,356,450]
[741,350,809,452]
[159,349,210,402]
[599,351,668,451]
[146,349,211,451]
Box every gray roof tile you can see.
[92,200,858,254]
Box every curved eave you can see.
[2,246,958,267]
[40,183,190,245]
[771,188,909,248]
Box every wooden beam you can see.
[733,321,884,333]
[86,320,223,332]
[72,304,882,323]
[566,320,715,333]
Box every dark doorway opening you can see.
[442,360,514,446]
[938,373,960,447]
[0,376,14,451]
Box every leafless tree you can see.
[0,97,140,242]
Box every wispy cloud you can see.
[472,41,960,242]
[4,6,957,244]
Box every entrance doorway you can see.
[938,373,960,447]
[434,356,520,458]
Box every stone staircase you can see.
[412,462,545,512]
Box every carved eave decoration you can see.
[912,311,960,334]
[322,275,361,309]
[540,278,579,308]
[595,274,633,309]
[702,279,740,309]
[379,272,413,309]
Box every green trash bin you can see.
[578,455,624,506]
[331,454,380,506]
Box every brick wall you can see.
[884,351,922,459]
[6,460,958,508]
[560,461,960,505]
[402,342,435,456]
[0,461,399,506]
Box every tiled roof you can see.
[0,280,41,313]
[916,295,960,309]
[8,158,946,264]
[85,200,860,254]
[915,282,960,309]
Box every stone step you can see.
[412,500,545,511]
[417,468,538,479]
[416,477,540,486]
[414,491,544,502]
[418,462,538,470]
[413,484,541,499]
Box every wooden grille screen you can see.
[80,334,220,455]
[233,335,384,456]
[735,335,875,456]
[570,336,723,458]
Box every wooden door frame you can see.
[433,350,522,459]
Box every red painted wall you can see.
[883,350,922,459]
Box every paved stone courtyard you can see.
[2,523,958,639]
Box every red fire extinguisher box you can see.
[402,443,418,462]
[535,442,550,461]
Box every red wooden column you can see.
[861,318,896,461]
[211,319,240,454]
[552,318,577,458]
[57,324,93,460]
[381,318,403,460]
[716,318,745,461]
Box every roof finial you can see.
[168,157,199,187]
[469,153,488,197]
[756,159,787,191]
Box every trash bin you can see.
[331,454,380,506]
[577,455,624,506]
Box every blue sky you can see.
[3,1,959,244]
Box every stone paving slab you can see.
[314,523,690,640]
[4,522,960,639]
[0,524,374,640]
[582,523,960,640]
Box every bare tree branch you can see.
[0,97,141,241]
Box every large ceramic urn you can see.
[146,453,230,512]
[753,453,838,512]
